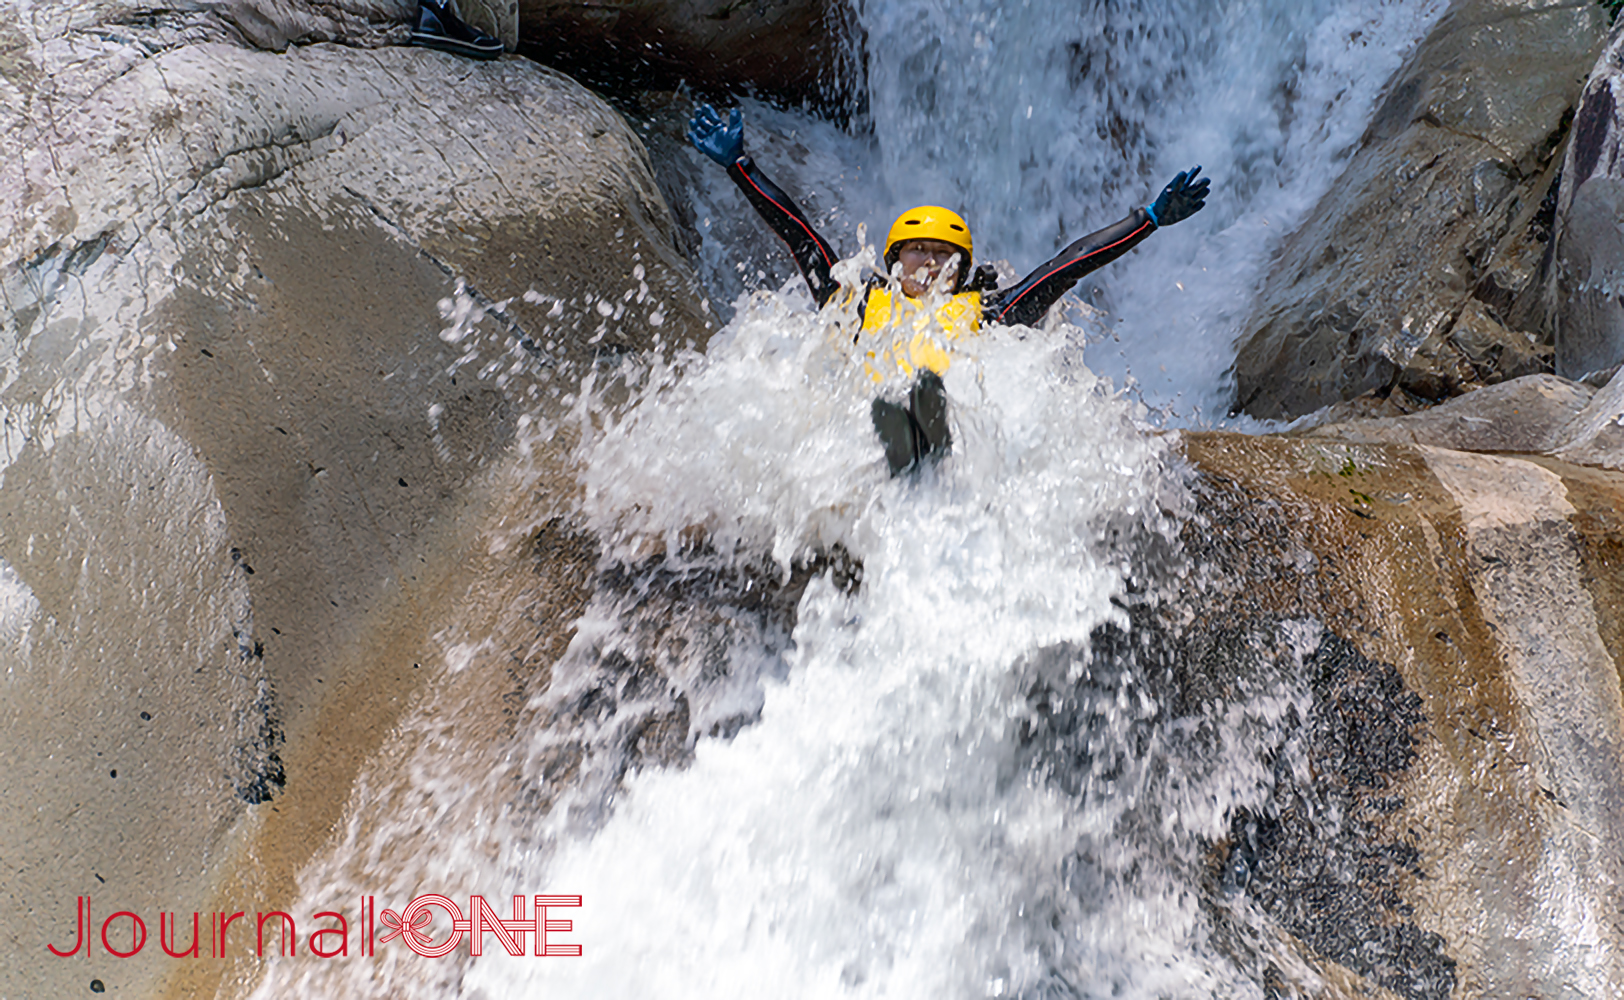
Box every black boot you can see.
[911,370,952,460]
[411,0,503,60]
[871,397,919,477]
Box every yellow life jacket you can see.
[858,287,982,380]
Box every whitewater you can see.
[246,1,1453,997]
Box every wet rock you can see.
[1180,432,1624,998]
[0,41,706,363]
[0,12,705,999]
[1447,297,1554,383]
[1552,364,1624,469]
[1232,0,1609,419]
[233,679,287,805]
[1547,20,1624,379]
[13,0,416,59]
[1289,364,1624,476]
[198,0,420,50]
[1280,387,1436,432]
[1581,361,1623,387]
[517,0,859,109]
[530,543,856,811]
[1014,533,1458,999]
[1298,372,1595,453]
[1224,632,1449,1000]
[1014,620,1174,801]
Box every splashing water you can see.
[443,280,1311,998]
[248,246,1322,1000]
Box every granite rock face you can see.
[1177,432,1624,997]
[0,14,703,999]
[1286,366,1624,475]
[1547,19,1624,380]
[0,0,414,58]
[1296,372,1595,453]
[1551,365,1624,468]
[1232,0,1608,420]
[1239,359,1624,993]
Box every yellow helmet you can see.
[884,205,973,266]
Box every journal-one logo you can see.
[48,895,581,959]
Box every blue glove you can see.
[1144,165,1210,227]
[688,104,744,168]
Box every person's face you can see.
[895,239,963,298]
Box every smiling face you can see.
[894,238,966,298]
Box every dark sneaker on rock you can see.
[410,0,503,60]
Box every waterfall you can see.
[686,0,1449,419]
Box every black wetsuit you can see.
[725,155,1157,474]
[726,156,1158,327]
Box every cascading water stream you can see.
[245,2,1455,997]
[452,295,1321,999]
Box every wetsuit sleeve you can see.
[982,208,1157,328]
[726,156,844,308]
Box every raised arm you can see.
[983,166,1210,328]
[688,104,844,308]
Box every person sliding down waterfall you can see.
[688,103,1210,477]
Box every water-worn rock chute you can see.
[0,7,704,998]
[1232,0,1610,419]
[1178,433,1624,997]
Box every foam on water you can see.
[447,279,1298,998]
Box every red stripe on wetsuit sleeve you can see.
[736,161,838,271]
[994,219,1154,324]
